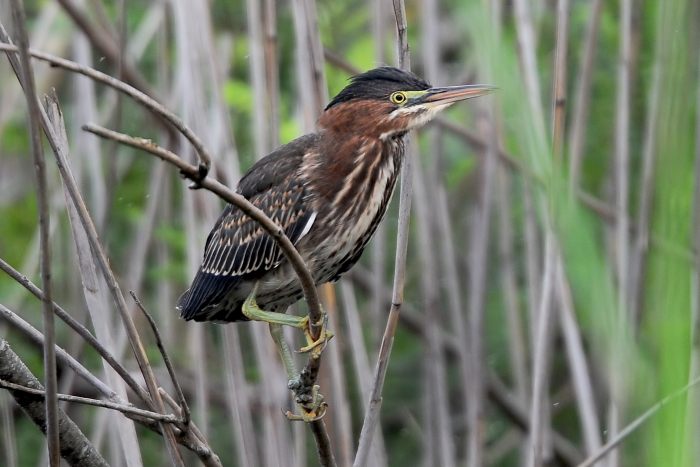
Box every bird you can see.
[177,66,494,374]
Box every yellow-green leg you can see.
[268,323,297,380]
[268,323,327,421]
[243,283,330,422]
[242,282,333,356]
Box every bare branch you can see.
[130,292,191,425]
[0,379,179,423]
[0,338,109,467]
[0,258,152,406]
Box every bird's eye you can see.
[390,92,407,105]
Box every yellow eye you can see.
[390,92,407,105]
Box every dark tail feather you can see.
[178,270,240,321]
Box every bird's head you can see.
[320,67,496,139]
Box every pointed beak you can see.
[417,84,498,107]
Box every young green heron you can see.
[177,66,494,379]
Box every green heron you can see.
[177,66,494,393]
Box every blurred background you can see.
[0,0,698,466]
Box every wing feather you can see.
[178,134,320,320]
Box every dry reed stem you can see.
[321,288,354,467]
[466,112,498,467]
[413,156,456,467]
[247,0,270,160]
[222,326,261,467]
[354,2,414,465]
[5,6,60,463]
[567,0,604,190]
[44,95,185,466]
[339,279,388,467]
[264,0,281,149]
[556,263,603,458]
[607,0,633,463]
[0,391,18,467]
[526,233,557,467]
[46,92,145,467]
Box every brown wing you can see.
[178,134,320,320]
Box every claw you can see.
[298,313,334,358]
[284,385,328,422]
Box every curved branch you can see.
[81,123,323,330]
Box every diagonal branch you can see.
[0,338,109,467]
[0,379,179,423]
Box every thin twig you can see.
[0,379,179,423]
[0,258,152,406]
[5,6,59,463]
[130,291,191,425]
[576,376,700,467]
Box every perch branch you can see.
[81,123,323,342]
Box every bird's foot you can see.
[243,283,333,358]
[284,383,328,422]
[298,312,334,358]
